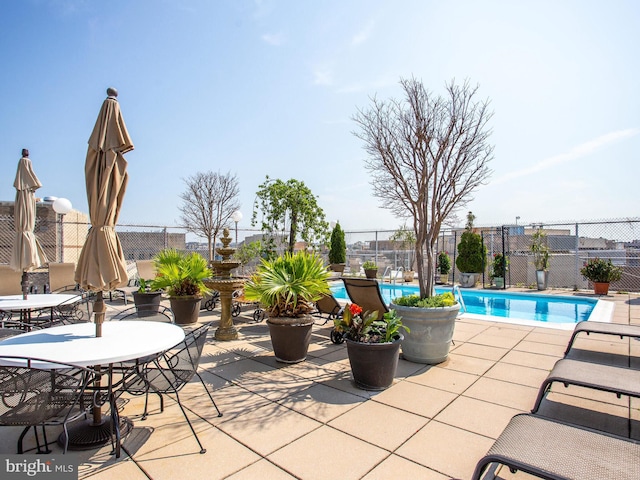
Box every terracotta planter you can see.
[392,303,460,364]
[345,335,403,390]
[593,282,610,295]
[169,296,202,325]
[267,316,314,363]
[364,268,378,279]
[403,270,415,282]
[133,291,163,313]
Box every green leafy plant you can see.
[328,222,346,264]
[136,278,158,293]
[456,212,487,274]
[490,253,508,279]
[530,228,550,271]
[244,251,331,317]
[580,258,622,283]
[437,251,451,275]
[333,303,408,343]
[362,260,377,270]
[150,249,212,297]
[393,291,457,308]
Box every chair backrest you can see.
[48,262,77,292]
[153,323,210,391]
[342,278,389,315]
[0,265,23,295]
[112,305,174,323]
[316,293,342,317]
[136,260,157,282]
[0,356,95,427]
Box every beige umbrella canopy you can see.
[75,88,133,336]
[75,87,133,293]
[10,149,47,298]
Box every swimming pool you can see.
[330,283,613,330]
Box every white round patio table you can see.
[0,293,81,310]
[0,321,186,454]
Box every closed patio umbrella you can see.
[75,87,133,337]
[10,149,47,299]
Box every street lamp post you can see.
[231,210,243,246]
[52,197,72,262]
[515,216,520,226]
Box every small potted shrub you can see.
[436,251,451,284]
[150,249,212,324]
[490,253,508,289]
[244,251,331,363]
[530,228,550,290]
[333,304,408,390]
[455,213,487,287]
[362,260,378,279]
[132,278,163,313]
[328,222,347,274]
[580,258,622,295]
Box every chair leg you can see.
[194,371,222,417]
[172,388,206,454]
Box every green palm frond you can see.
[150,249,212,297]
[244,251,330,317]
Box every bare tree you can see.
[353,78,494,297]
[179,171,241,261]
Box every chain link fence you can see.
[1,204,639,293]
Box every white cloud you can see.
[312,68,333,86]
[493,128,640,185]
[351,20,375,46]
[261,32,286,46]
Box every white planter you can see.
[459,272,478,288]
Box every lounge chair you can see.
[341,278,389,317]
[0,265,24,295]
[47,262,79,293]
[531,358,640,413]
[472,413,640,480]
[314,293,344,324]
[564,320,640,355]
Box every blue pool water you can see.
[330,283,598,325]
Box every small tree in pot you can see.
[353,77,493,364]
[580,258,622,295]
[455,212,487,287]
[437,251,451,284]
[328,222,347,273]
[530,227,550,290]
[390,225,416,282]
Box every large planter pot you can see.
[493,277,504,289]
[132,291,163,313]
[364,268,378,279]
[403,270,415,282]
[459,272,478,288]
[345,335,403,390]
[535,270,548,291]
[267,315,314,363]
[330,263,346,274]
[391,303,460,364]
[169,296,202,325]
[593,282,610,295]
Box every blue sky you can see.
[1,0,638,239]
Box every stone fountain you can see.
[205,228,245,341]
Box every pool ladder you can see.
[452,285,467,314]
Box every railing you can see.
[382,266,403,284]
[452,285,467,314]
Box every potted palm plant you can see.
[530,228,550,290]
[150,249,213,324]
[333,304,408,390]
[132,278,163,313]
[244,251,331,363]
[328,222,346,274]
[580,257,622,295]
[362,260,378,279]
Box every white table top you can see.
[0,293,82,310]
[0,321,186,368]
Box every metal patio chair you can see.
[0,356,100,454]
[120,322,222,453]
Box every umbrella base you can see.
[58,416,133,451]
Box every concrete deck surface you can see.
[1,288,638,480]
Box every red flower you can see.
[349,303,363,316]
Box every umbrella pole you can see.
[94,291,104,337]
[21,271,29,300]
